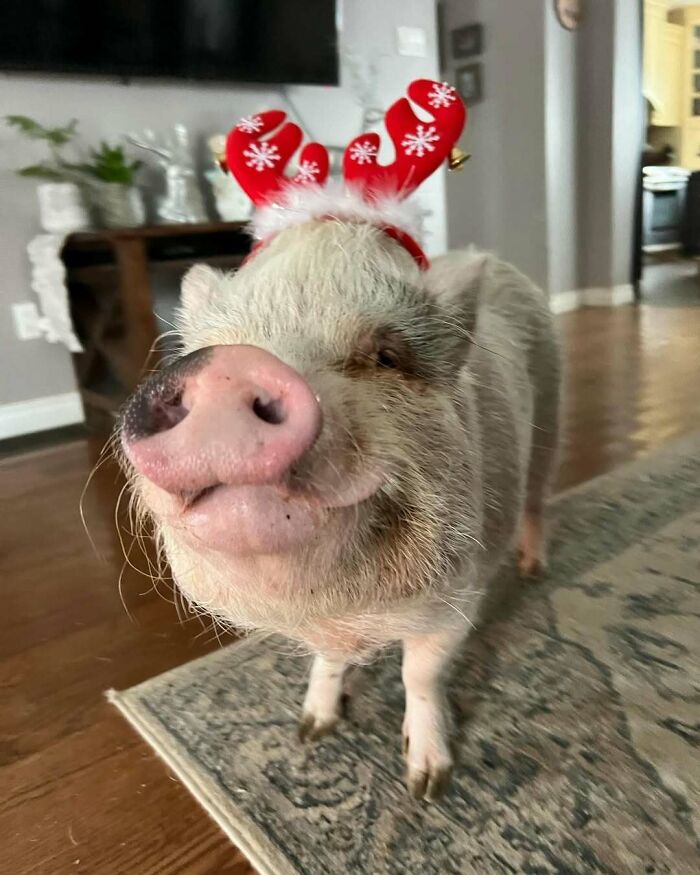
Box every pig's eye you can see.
[345,330,416,378]
[376,347,400,370]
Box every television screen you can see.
[0,0,339,86]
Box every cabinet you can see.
[652,22,684,126]
[645,0,683,127]
[62,222,250,431]
[644,1,667,111]
[670,5,700,168]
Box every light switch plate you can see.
[396,26,428,58]
[12,302,42,340]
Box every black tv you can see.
[0,0,339,86]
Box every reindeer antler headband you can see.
[224,80,467,269]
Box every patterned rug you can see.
[109,436,700,875]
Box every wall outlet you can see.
[396,26,428,58]
[12,302,43,341]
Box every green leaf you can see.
[5,115,48,139]
[17,163,67,181]
[61,160,102,179]
[46,118,78,146]
[5,115,78,145]
[79,141,141,183]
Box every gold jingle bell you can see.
[448,146,471,172]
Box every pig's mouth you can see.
[181,484,220,508]
[166,465,384,556]
[182,467,382,512]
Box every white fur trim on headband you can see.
[249,181,428,243]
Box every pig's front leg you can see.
[402,627,465,801]
[299,653,348,742]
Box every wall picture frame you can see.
[450,23,483,60]
[456,63,483,105]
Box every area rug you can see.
[109,435,700,875]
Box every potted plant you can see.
[67,142,145,228]
[5,116,147,230]
[5,115,90,233]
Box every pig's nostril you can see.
[148,389,188,434]
[252,396,285,425]
[121,380,189,441]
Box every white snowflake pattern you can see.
[401,125,440,158]
[427,82,457,109]
[236,115,264,134]
[296,160,321,183]
[243,141,281,172]
[348,140,378,165]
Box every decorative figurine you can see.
[128,125,207,224]
[205,134,253,222]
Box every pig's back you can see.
[459,253,558,570]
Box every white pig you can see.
[119,209,560,801]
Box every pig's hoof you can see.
[298,712,338,743]
[517,549,546,579]
[518,510,547,579]
[402,731,453,801]
[405,759,453,802]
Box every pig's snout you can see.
[120,344,323,498]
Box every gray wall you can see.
[442,0,642,298]
[611,0,643,287]
[576,0,615,289]
[441,0,549,290]
[0,0,445,408]
[578,0,642,291]
[545,2,579,298]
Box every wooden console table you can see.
[63,221,250,431]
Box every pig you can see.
[118,215,560,801]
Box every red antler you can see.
[225,111,330,206]
[343,80,466,198]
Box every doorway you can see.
[638,0,700,303]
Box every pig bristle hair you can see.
[157,222,482,656]
[250,181,428,244]
[117,218,560,662]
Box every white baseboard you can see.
[0,391,84,441]
[550,284,635,314]
[549,290,581,314]
[643,243,680,253]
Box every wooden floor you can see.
[2,275,700,874]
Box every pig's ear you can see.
[180,264,221,314]
[423,249,489,349]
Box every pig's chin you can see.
[174,470,383,556]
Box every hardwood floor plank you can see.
[1,717,250,874]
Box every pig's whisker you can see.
[155,315,178,330]
[172,583,187,624]
[117,561,137,625]
[446,588,485,602]
[435,593,476,632]
[194,613,235,648]
[113,493,143,626]
[80,430,121,558]
[114,488,172,594]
